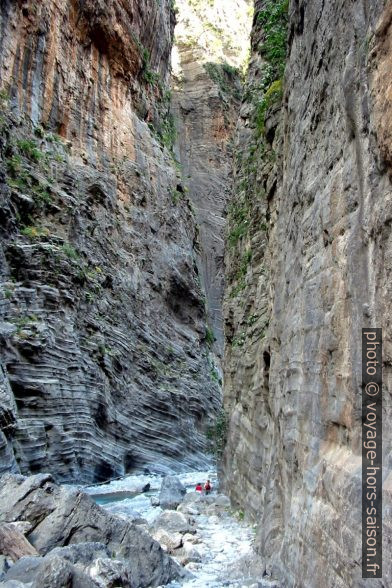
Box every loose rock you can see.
[0,524,39,562]
[0,474,182,588]
[159,476,186,510]
[152,510,195,535]
[152,529,183,553]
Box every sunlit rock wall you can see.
[172,0,252,353]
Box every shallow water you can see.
[84,469,260,587]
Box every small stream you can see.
[83,469,263,588]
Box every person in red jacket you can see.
[195,483,203,493]
[204,480,212,494]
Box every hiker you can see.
[204,480,212,494]
[195,482,203,493]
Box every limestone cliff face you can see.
[172,0,252,353]
[223,0,392,586]
[0,0,221,483]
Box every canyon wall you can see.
[0,0,223,483]
[223,0,392,586]
[172,0,252,353]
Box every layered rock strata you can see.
[0,0,221,483]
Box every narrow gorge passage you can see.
[0,0,251,484]
[1,0,392,587]
[172,0,252,354]
[83,471,264,588]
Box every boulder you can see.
[185,561,200,572]
[150,496,160,507]
[181,491,204,505]
[0,523,39,561]
[0,554,12,579]
[182,533,200,545]
[3,554,97,588]
[31,554,97,588]
[152,510,195,535]
[177,503,200,516]
[158,476,186,510]
[175,541,202,567]
[1,556,42,584]
[87,557,132,587]
[8,522,33,536]
[214,495,231,508]
[0,474,183,588]
[47,542,110,565]
[152,529,183,552]
[182,541,202,562]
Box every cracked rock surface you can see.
[222,1,392,586]
[0,0,222,483]
[0,473,183,587]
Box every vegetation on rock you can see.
[207,410,228,457]
[204,62,242,100]
[254,0,289,136]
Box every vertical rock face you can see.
[172,0,252,352]
[0,0,222,483]
[223,0,392,586]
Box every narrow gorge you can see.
[0,1,391,587]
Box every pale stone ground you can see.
[86,470,276,588]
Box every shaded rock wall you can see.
[223,0,392,586]
[0,0,221,483]
[172,0,252,353]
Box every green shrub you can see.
[6,155,22,175]
[61,243,79,260]
[46,133,63,144]
[32,184,52,206]
[171,188,183,204]
[207,410,228,457]
[12,314,38,333]
[232,332,246,347]
[85,292,95,303]
[227,201,250,247]
[211,367,219,381]
[228,222,248,248]
[141,48,160,85]
[247,314,258,326]
[34,125,45,138]
[230,249,252,297]
[257,0,289,77]
[21,226,49,239]
[17,139,44,163]
[204,62,242,99]
[159,113,177,152]
[7,177,28,191]
[253,0,288,136]
[205,326,215,347]
[255,79,283,134]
